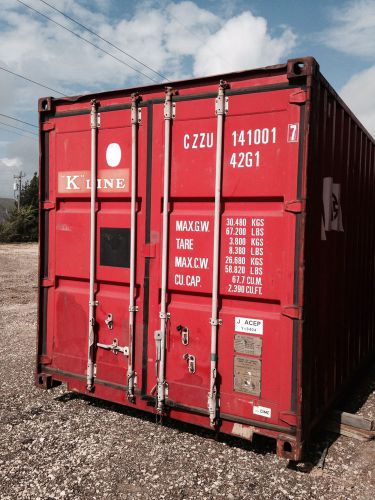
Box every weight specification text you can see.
[223,217,265,296]
[173,219,211,288]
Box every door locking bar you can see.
[156,87,177,415]
[97,338,129,356]
[86,99,99,392]
[127,92,142,402]
[207,80,229,427]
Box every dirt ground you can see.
[0,243,374,500]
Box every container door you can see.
[150,97,217,410]
[51,106,148,392]
[218,90,302,427]
[148,87,303,428]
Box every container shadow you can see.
[290,359,375,472]
[54,360,375,470]
[54,391,275,456]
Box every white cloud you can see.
[165,1,221,56]
[340,65,375,136]
[0,1,297,100]
[0,157,23,168]
[0,0,297,197]
[193,11,296,76]
[321,0,375,58]
[320,1,375,136]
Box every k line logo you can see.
[58,170,129,193]
[57,143,129,193]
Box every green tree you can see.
[20,172,38,209]
[0,173,39,242]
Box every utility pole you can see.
[13,171,26,210]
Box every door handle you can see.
[177,325,189,345]
[183,353,196,374]
[105,313,113,330]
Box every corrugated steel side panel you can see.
[302,71,375,438]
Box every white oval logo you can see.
[106,143,122,167]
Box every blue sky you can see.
[0,0,374,197]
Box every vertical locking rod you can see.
[87,99,99,391]
[208,81,228,426]
[156,87,176,413]
[127,93,141,402]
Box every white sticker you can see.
[235,317,263,335]
[253,405,272,418]
[106,143,122,167]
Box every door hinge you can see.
[289,89,309,105]
[279,411,297,426]
[41,278,55,288]
[38,355,52,365]
[282,305,302,320]
[41,201,55,210]
[42,122,55,131]
[284,199,305,214]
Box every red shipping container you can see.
[36,57,375,460]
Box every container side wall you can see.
[302,75,375,436]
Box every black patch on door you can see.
[100,228,130,268]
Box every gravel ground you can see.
[0,243,375,500]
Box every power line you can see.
[0,120,38,136]
[16,0,159,84]
[0,124,36,140]
[38,0,168,82]
[0,113,38,128]
[0,65,66,96]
